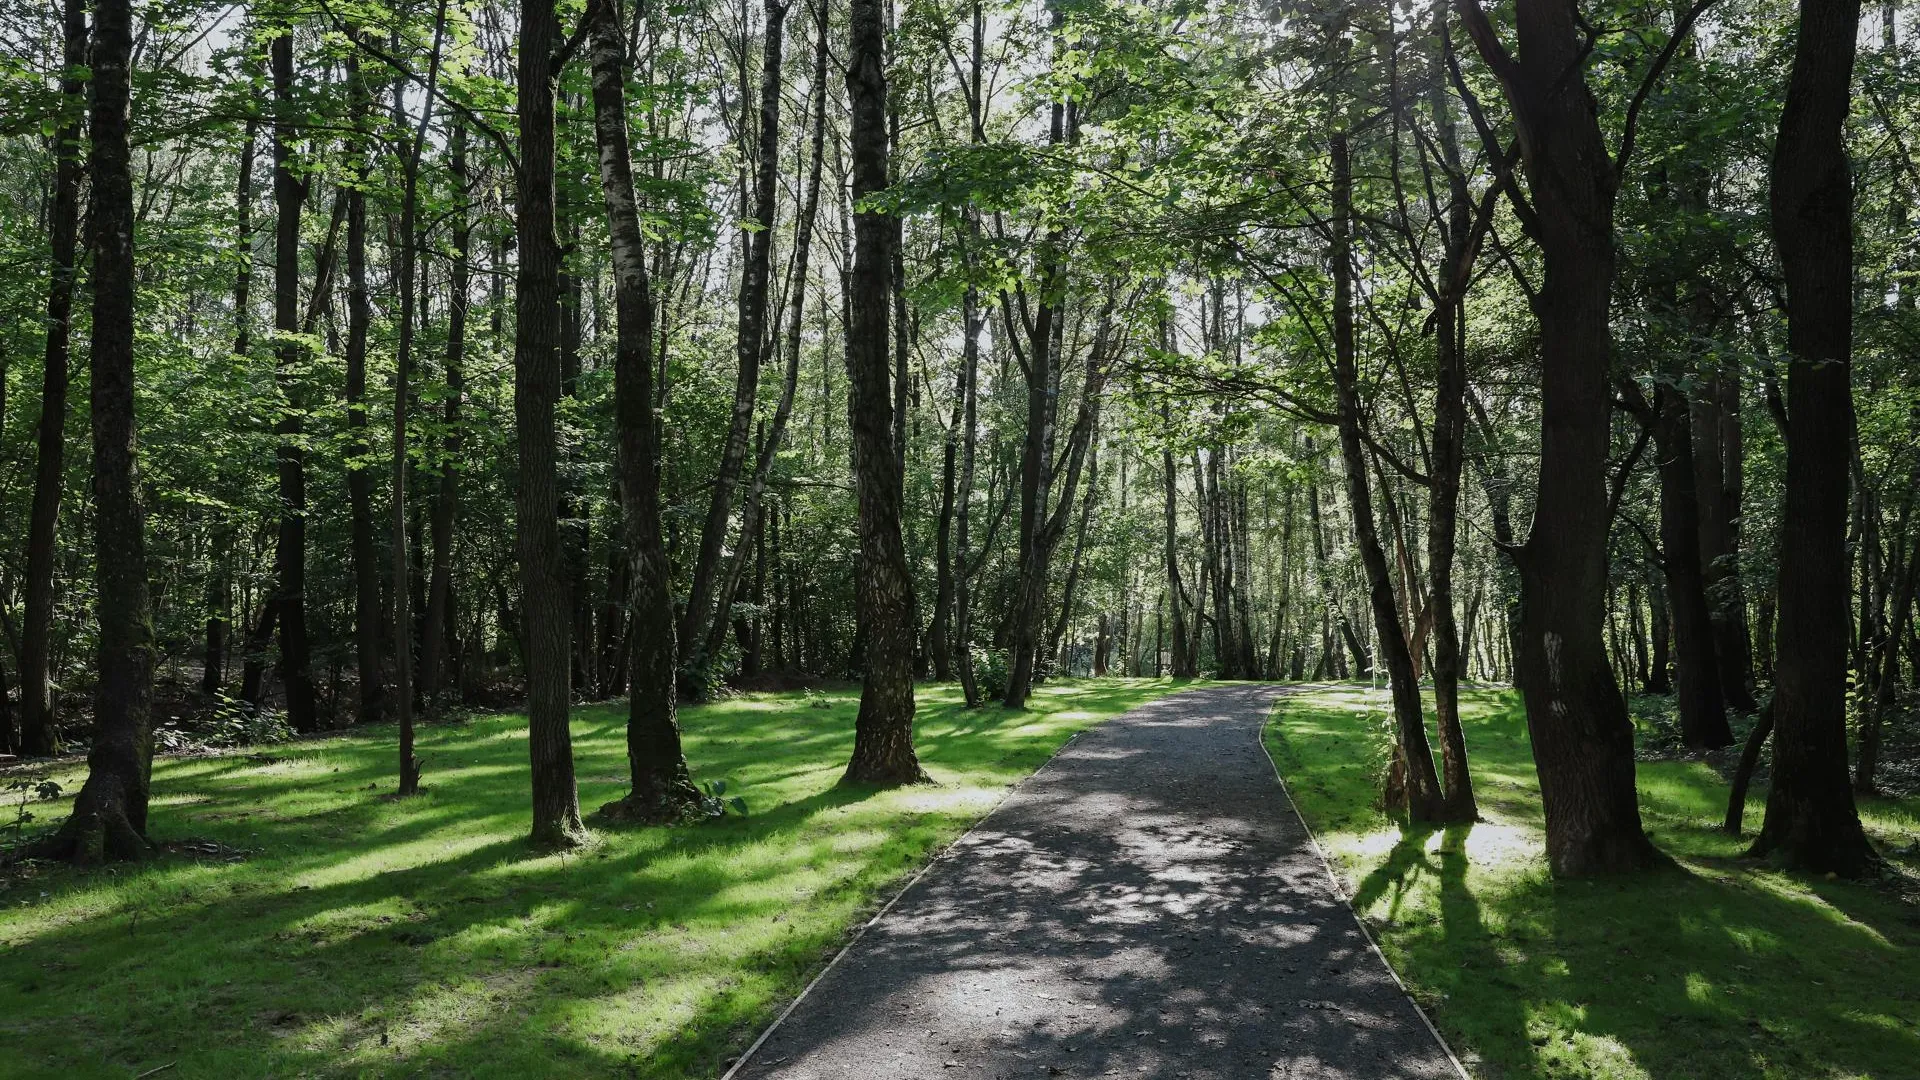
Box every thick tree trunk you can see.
[841,0,925,785]
[18,0,87,758]
[588,0,704,821]
[516,0,586,848]
[1330,132,1446,823]
[40,0,153,863]
[344,50,385,726]
[1461,0,1658,875]
[271,29,318,732]
[1751,0,1878,876]
[681,0,789,674]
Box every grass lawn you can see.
[1266,685,1920,1080]
[0,678,1180,1079]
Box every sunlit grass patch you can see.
[1267,685,1920,1080]
[0,677,1180,1079]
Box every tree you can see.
[516,0,587,847]
[38,0,154,863]
[1750,0,1879,876]
[1458,0,1661,874]
[840,0,926,785]
[17,0,87,758]
[588,0,706,820]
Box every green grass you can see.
[0,678,1180,1079]
[1267,685,1920,1080]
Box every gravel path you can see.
[727,683,1461,1080]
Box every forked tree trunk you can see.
[701,1,829,672]
[589,0,704,820]
[18,0,87,758]
[1329,132,1447,823]
[1162,440,1195,678]
[681,0,790,675]
[841,0,925,785]
[1752,0,1877,875]
[1460,0,1658,875]
[40,0,153,863]
[516,0,586,847]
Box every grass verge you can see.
[1266,684,1920,1080]
[0,678,1179,1079]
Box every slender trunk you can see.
[1648,575,1673,693]
[18,0,87,757]
[589,0,702,819]
[344,50,385,726]
[271,29,318,732]
[204,121,258,699]
[1724,701,1773,834]
[701,1,828,671]
[1162,440,1194,678]
[1751,0,1877,875]
[389,0,448,794]
[841,0,924,784]
[41,0,152,862]
[1330,132,1445,823]
[516,0,586,847]
[421,122,469,711]
[1856,521,1918,793]
[681,0,789,670]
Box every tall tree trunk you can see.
[40,0,152,862]
[1163,440,1195,678]
[1425,11,1479,820]
[516,0,586,847]
[1648,575,1673,693]
[271,28,318,732]
[204,119,258,699]
[1330,132,1446,823]
[1694,371,1758,711]
[841,0,925,784]
[1460,0,1658,874]
[388,0,448,795]
[1648,385,1733,747]
[681,0,789,674]
[1751,0,1878,876]
[18,0,87,757]
[421,121,469,711]
[344,49,385,726]
[589,0,703,820]
[701,0,829,672]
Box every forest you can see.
[0,0,1917,1069]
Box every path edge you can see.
[1257,686,1473,1080]
[717,685,1195,1080]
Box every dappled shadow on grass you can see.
[0,678,1177,1079]
[1270,687,1920,1080]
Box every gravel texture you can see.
[728,683,1460,1080]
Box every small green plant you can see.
[154,696,296,753]
[802,688,832,709]
[973,647,1011,701]
[699,778,749,817]
[3,778,63,834]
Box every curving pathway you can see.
[726,683,1462,1080]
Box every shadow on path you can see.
[730,684,1459,1080]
